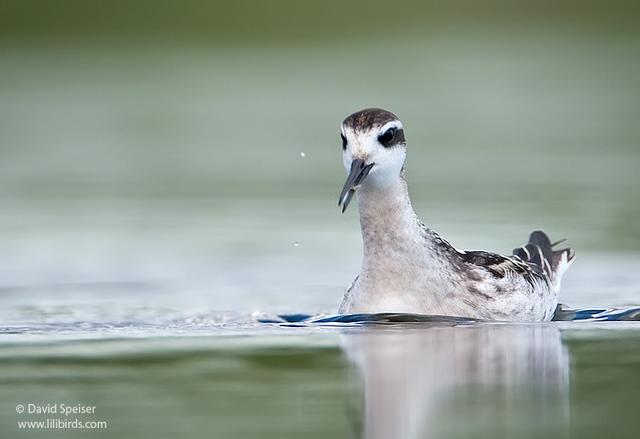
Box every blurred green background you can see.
[0,1,638,254]
[1,3,640,439]
[0,0,638,310]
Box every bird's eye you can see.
[341,133,347,150]
[378,127,396,147]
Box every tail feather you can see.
[513,230,575,289]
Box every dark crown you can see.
[342,108,399,131]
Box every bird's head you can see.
[338,108,407,212]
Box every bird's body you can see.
[337,108,575,322]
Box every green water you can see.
[1,328,639,438]
[1,1,640,438]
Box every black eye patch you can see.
[341,133,347,150]
[378,127,404,147]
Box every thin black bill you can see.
[338,159,374,213]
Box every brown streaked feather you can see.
[461,250,535,281]
[342,108,399,132]
[512,230,575,280]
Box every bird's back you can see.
[341,229,575,322]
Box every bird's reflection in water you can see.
[341,324,569,439]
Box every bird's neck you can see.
[357,174,423,264]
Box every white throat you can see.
[357,173,423,269]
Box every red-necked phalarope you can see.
[337,108,575,321]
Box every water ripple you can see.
[260,306,640,326]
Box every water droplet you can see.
[299,152,306,158]
[293,241,300,247]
